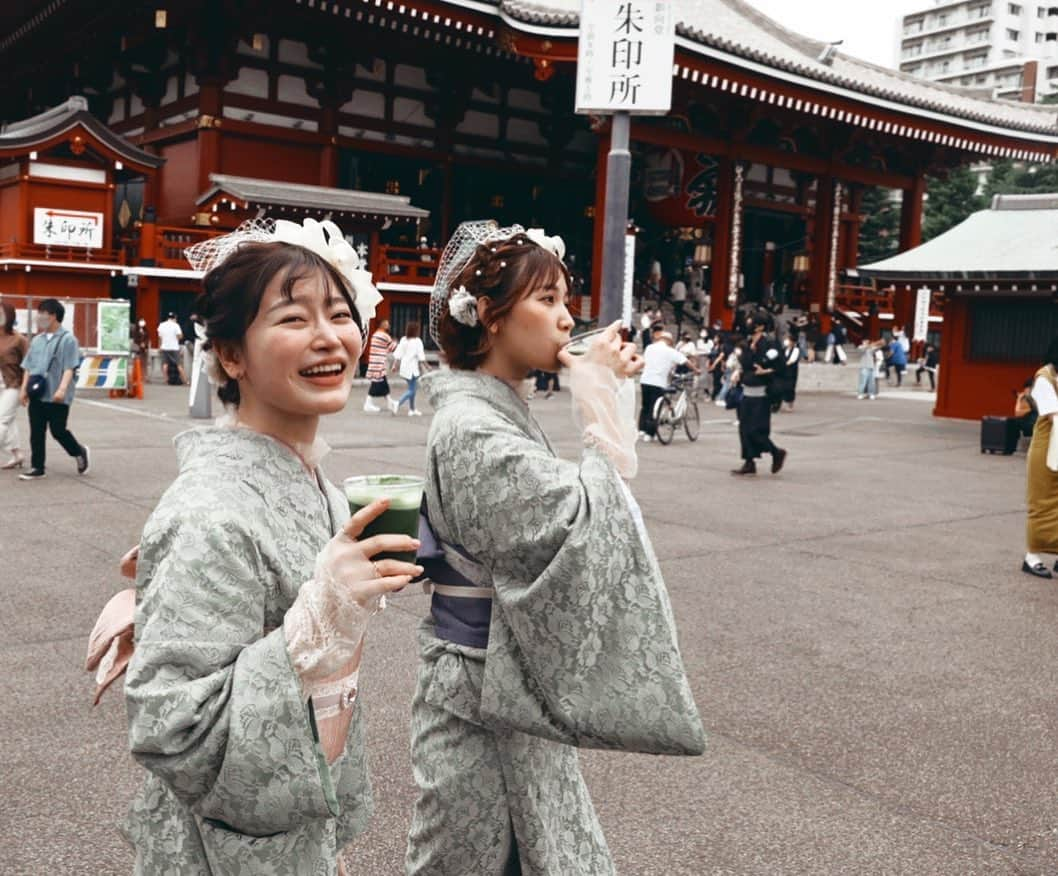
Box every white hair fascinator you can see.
[428,219,567,344]
[184,218,383,325]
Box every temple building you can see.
[2,0,1057,417]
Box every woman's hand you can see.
[316,498,422,605]
[558,320,643,379]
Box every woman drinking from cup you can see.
[405,222,705,874]
[123,219,422,875]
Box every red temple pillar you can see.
[708,156,736,329]
[320,106,340,188]
[808,175,836,333]
[196,84,223,195]
[894,174,926,335]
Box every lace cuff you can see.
[284,574,384,692]
[569,360,638,480]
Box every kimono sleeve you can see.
[432,414,705,756]
[125,510,341,836]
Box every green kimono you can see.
[406,371,704,875]
[123,427,372,875]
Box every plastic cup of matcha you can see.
[342,475,424,563]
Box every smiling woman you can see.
[121,220,423,875]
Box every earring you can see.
[490,324,499,334]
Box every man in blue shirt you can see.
[887,332,908,388]
[18,299,88,480]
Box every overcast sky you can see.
[748,0,928,68]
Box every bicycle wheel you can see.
[655,397,675,445]
[684,400,700,441]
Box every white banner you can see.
[622,234,636,328]
[575,1,675,115]
[33,207,104,248]
[913,287,931,342]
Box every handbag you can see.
[25,334,62,401]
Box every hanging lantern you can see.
[692,243,712,265]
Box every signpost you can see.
[33,207,104,249]
[575,1,675,326]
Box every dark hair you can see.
[38,298,65,323]
[1,304,15,334]
[195,241,362,406]
[437,234,571,370]
[1044,337,1058,370]
[404,321,420,339]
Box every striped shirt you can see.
[366,330,395,380]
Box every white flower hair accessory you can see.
[448,285,479,328]
[184,218,383,324]
[525,227,566,261]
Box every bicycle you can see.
[653,372,700,445]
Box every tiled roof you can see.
[484,0,1058,137]
[859,194,1058,279]
[0,96,165,168]
[198,174,430,220]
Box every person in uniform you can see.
[1022,338,1058,578]
[732,311,787,476]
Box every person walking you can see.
[857,339,883,400]
[393,320,429,415]
[18,298,88,480]
[886,333,908,387]
[364,318,398,413]
[915,344,939,389]
[669,273,688,332]
[732,312,787,476]
[0,304,28,470]
[777,333,800,412]
[156,312,186,385]
[1022,338,1058,578]
[407,222,703,874]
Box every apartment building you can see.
[898,2,1058,101]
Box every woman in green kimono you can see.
[406,223,705,875]
[123,219,423,875]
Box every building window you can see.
[904,17,924,34]
[973,3,993,16]
[1048,64,1058,76]
[970,300,1058,363]
[1008,2,1022,12]
[1007,28,1021,39]
[937,12,948,25]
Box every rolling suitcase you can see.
[980,416,1019,455]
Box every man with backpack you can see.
[18,298,88,480]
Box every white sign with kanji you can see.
[575,0,675,115]
[913,287,931,342]
[33,207,104,249]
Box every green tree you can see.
[984,158,1058,197]
[858,186,900,263]
[922,166,986,242]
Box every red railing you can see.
[378,245,440,285]
[0,241,124,264]
[154,226,225,269]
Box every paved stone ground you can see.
[2,378,1056,875]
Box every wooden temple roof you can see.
[489,0,1058,141]
[859,194,1058,283]
[198,174,430,221]
[0,96,164,171]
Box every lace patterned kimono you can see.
[406,370,704,875]
[123,427,372,875]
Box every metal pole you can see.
[598,111,631,326]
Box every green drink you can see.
[343,475,424,564]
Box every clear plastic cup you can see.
[343,475,424,563]
[562,326,614,357]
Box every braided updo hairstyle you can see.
[194,241,362,406]
[437,232,571,370]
